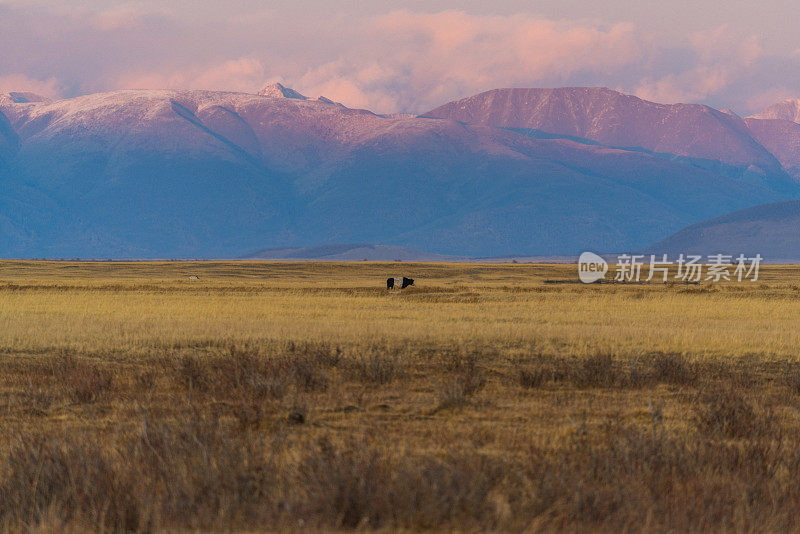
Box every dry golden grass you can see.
[1,260,800,531]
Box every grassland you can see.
[2,260,800,531]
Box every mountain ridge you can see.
[749,98,800,123]
[0,85,798,258]
[423,87,788,180]
[648,199,800,259]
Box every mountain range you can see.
[1,83,800,259]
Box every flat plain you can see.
[2,260,800,532]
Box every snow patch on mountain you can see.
[258,82,307,100]
[423,87,787,177]
[749,98,800,123]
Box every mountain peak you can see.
[749,98,800,123]
[257,82,307,100]
[422,86,785,174]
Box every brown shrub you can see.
[0,408,280,530]
[783,363,800,395]
[282,341,343,393]
[170,342,344,398]
[515,353,699,391]
[173,354,210,391]
[437,356,486,410]
[517,366,548,389]
[524,353,638,389]
[0,432,144,531]
[224,345,290,399]
[53,355,115,404]
[349,351,399,385]
[694,388,777,439]
[289,352,329,392]
[3,416,800,532]
[131,410,276,528]
[650,352,697,386]
[295,437,499,530]
[17,380,56,416]
[572,353,620,388]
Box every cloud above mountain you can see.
[0,73,61,99]
[294,11,644,113]
[634,26,765,104]
[0,2,798,114]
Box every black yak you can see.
[387,277,414,289]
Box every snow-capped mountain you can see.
[257,83,343,107]
[743,118,800,179]
[749,98,800,123]
[0,86,798,258]
[741,99,800,180]
[423,87,787,179]
[257,82,309,100]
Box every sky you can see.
[1,0,799,114]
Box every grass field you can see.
[2,260,800,531]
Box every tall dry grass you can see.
[0,261,799,531]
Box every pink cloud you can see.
[295,11,646,112]
[190,58,266,93]
[117,58,266,94]
[690,26,763,66]
[98,10,649,113]
[746,87,798,114]
[90,7,148,31]
[0,73,62,98]
[635,66,731,104]
[0,3,794,115]
[635,27,764,104]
